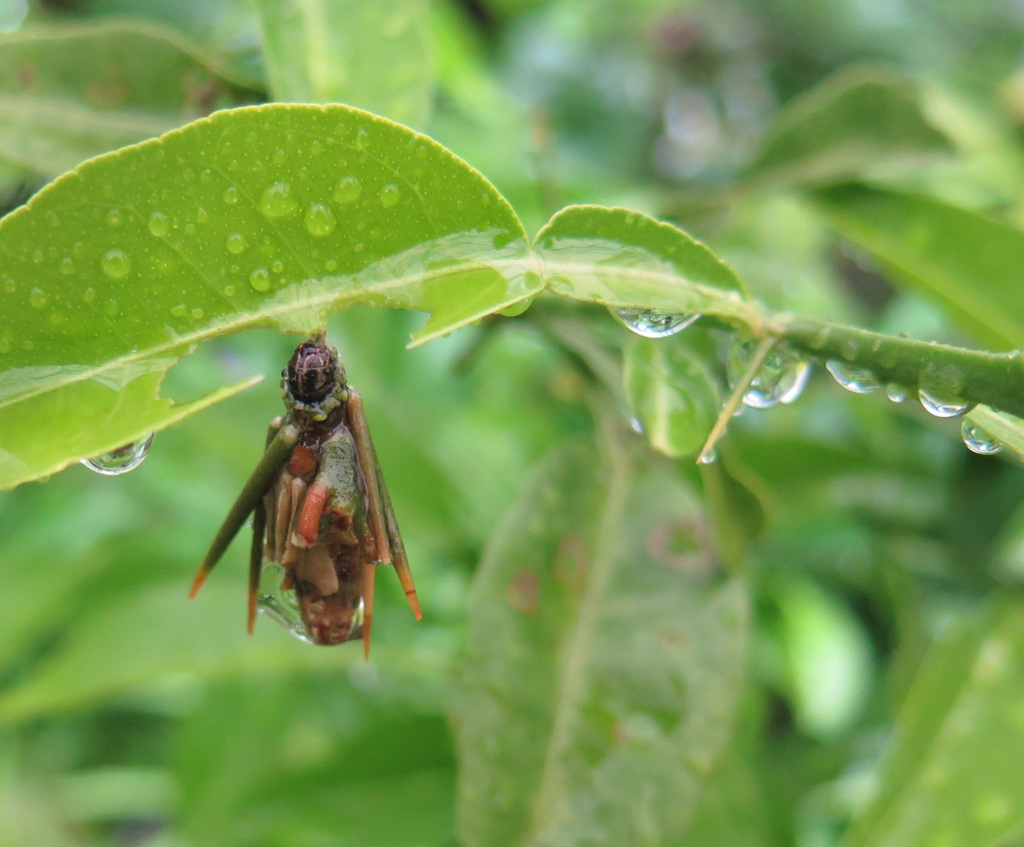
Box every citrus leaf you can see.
[811,184,1024,350]
[623,335,720,458]
[842,601,1024,847]
[0,102,533,490]
[455,444,749,845]
[745,65,953,187]
[0,20,257,178]
[535,205,756,326]
[253,0,434,127]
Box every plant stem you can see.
[766,314,1024,419]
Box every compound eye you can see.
[286,342,337,402]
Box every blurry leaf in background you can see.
[0,20,258,177]
[843,601,1024,847]
[253,0,434,127]
[812,184,1024,349]
[623,334,720,458]
[745,65,954,188]
[455,444,749,844]
[0,103,533,489]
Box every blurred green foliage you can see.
[3,0,1024,845]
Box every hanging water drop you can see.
[826,360,880,393]
[612,307,700,338]
[727,337,811,408]
[961,420,1003,455]
[885,384,907,403]
[81,434,154,476]
[698,448,718,465]
[919,388,973,418]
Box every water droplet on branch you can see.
[81,434,154,475]
[727,337,811,408]
[919,388,973,418]
[826,360,879,393]
[961,421,1003,455]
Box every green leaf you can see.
[842,601,1024,847]
[536,205,755,325]
[0,20,257,177]
[623,336,719,458]
[0,102,534,490]
[811,184,1024,350]
[455,444,749,846]
[0,580,418,723]
[253,0,434,127]
[746,65,953,187]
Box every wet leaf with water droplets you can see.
[826,359,880,394]
[455,446,748,846]
[0,103,533,489]
[727,337,811,408]
[535,206,752,324]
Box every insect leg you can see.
[247,499,267,635]
[363,561,376,661]
[346,388,422,621]
[190,421,298,599]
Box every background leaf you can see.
[253,0,434,127]
[623,335,720,458]
[745,65,953,187]
[842,601,1024,847]
[811,184,1024,349]
[0,20,257,177]
[0,102,533,489]
[455,443,749,845]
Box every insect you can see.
[189,334,421,657]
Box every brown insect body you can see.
[191,335,421,657]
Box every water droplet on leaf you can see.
[379,184,401,207]
[305,203,336,236]
[28,288,47,308]
[826,360,879,393]
[961,420,1002,455]
[225,232,248,254]
[334,176,361,204]
[106,209,124,227]
[148,211,169,237]
[101,249,131,279]
[222,186,240,204]
[249,268,271,292]
[58,257,75,275]
[260,182,298,218]
[698,448,718,464]
[170,304,187,317]
[612,307,699,338]
[81,434,154,476]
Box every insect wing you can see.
[190,419,298,599]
